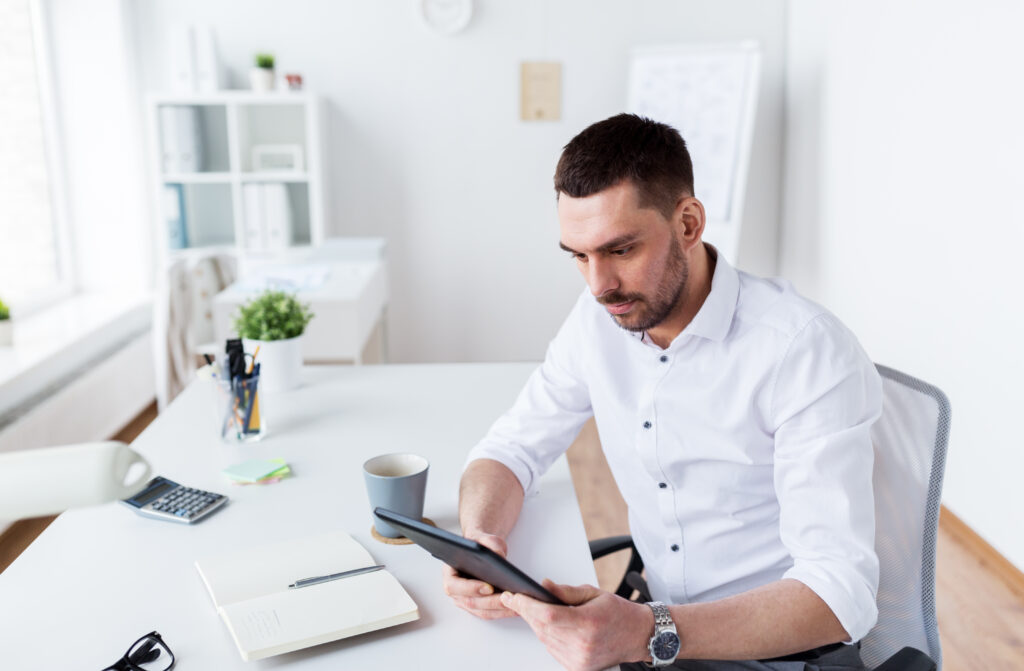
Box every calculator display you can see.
[135,481,175,504]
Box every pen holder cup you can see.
[214,375,266,443]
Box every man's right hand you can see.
[442,531,518,620]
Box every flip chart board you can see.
[628,42,761,261]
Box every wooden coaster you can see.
[371,517,437,545]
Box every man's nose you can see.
[585,258,619,298]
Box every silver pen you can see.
[288,564,386,589]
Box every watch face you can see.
[651,631,681,661]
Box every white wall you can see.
[783,1,1024,569]
[131,0,787,362]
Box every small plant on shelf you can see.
[250,53,277,92]
[0,296,11,346]
[233,290,312,342]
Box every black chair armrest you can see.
[588,535,646,600]
[589,535,637,560]
[872,647,936,671]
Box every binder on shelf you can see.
[263,184,294,251]
[193,25,222,92]
[242,184,266,251]
[167,24,197,93]
[175,106,201,173]
[163,184,189,250]
[242,184,294,251]
[159,106,202,173]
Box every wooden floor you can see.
[3,410,1023,668]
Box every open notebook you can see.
[195,530,419,661]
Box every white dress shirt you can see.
[466,251,883,642]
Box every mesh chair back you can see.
[861,365,950,669]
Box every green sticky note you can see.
[223,458,290,483]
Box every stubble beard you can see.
[601,234,689,333]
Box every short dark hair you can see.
[553,113,694,219]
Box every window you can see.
[0,0,71,314]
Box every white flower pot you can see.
[244,335,302,393]
[249,67,275,92]
[0,320,11,346]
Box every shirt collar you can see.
[680,245,739,342]
[624,245,740,347]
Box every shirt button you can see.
[658,482,667,489]
[670,544,680,552]
[643,421,652,429]
[659,355,668,363]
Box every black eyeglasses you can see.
[101,631,175,671]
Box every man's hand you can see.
[441,531,517,620]
[501,579,654,671]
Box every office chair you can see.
[154,254,237,410]
[590,364,951,671]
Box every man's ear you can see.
[673,196,705,250]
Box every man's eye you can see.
[572,253,588,262]
[610,247,631,257]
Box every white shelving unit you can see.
[147,91,327,261]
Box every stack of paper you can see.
[222,458,291,485]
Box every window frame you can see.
[6,0,77,318]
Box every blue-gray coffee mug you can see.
[363,453,429,538]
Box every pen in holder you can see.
[216,366,265,443]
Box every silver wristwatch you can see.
[645,601,680,667]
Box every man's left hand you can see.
[500,579,654,671]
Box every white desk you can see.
[214,243,388,364]
[0,364,596,668]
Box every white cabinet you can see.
[147,92,327,260]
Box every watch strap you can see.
[645,601,679,668]
[648,601,674,629]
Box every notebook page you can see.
[195,530,376,608]
[219,568,419,660]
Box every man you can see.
[443,114,881,671]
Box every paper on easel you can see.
[195,530,418,661]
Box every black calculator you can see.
[120,476,228,524]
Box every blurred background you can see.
[1,0,1021,592]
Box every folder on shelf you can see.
[159,106,202,173]
[242,184,266,250]
[193,24,222,92]
[195,530,418,661]
[242,183,293,251]
[163,184,189,249]
[263,183,294,250]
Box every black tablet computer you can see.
[373,507,565,605]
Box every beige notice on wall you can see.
[520,62,562,121]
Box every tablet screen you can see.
[374,507,564,605]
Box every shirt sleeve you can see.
[770,313,883,643]
[465,294,594,497]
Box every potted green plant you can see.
[233,290,313,392]
[0,297,10,346]
[250,52,276,92]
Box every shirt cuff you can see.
[463,445,540,498]
[783,563,878,643]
